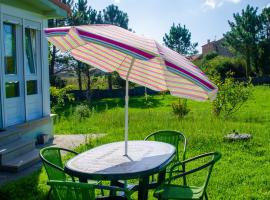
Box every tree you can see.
[103,4,129,29]
[163,23,198,56]
[48,0,74,86]
[69,0,100,93]
[258,7,270,75]
[224,5,262,77]
[102,4,129,94]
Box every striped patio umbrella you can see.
[45,24,217,155]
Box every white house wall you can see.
[0,3,50,129]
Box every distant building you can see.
[202,38,233,57]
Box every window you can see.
[26,80,37,95]
[3,23,17,74]
[25,28,36,75]
[6,81,20,98]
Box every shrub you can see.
[144,88,154,108]
[212,74,252,117]
[74,104,91,121]
[172,98,190,119]
[200,56,246,79]
[204,51,218,61]
[50,85,75,111]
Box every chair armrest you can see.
[166,152,221,183]
[168,161,185,180]
[181,152,217,165]
[170,161,185,171]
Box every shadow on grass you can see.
[0,169,47,200]
[225,115,270,124]
[53,94,165,117]
[91,95,164,112]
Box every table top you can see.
[65,140,175,180]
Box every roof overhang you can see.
[0,0,71,18]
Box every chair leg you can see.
[204,192,208,200]
[98,181,104,196]
[47,188,52,200]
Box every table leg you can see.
[110,181,118,196]
[157,169,166,185]
[138,176,149,200]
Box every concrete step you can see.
[0,139,36,164]
[0,128,21,147]
[0,149,40,172]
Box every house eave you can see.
[0,0,69,18]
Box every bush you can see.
[199,56,246,79]
[50,85,75,111]
[74,104,91,121]
[204,51,218,61]
[212,74,252,117]
[172,98,190,119]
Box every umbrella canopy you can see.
[45,24,218,155]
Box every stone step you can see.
[0,139,36,164]
[0,128,21,147]
[0,149,40,172]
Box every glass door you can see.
[2,17,25,126]
[24,21,42,121]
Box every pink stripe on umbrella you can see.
[76,28,156,60]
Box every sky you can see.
[88,0,270,53]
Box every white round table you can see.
[65,140,176,199]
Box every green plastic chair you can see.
[153,152,221,200]
[144,130,187,184]
[40,146,102,199]
[40,146,78,182]
[47,180,132,200]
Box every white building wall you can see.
[0,4,50,129]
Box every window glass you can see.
[4,23,17,74]
[6,81,20,98]
[25,28,36,75]
[26,80,38,95]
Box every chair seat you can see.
[154,184,204,200]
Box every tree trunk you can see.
[86,67,91,104]
[108,74,113,95]
[77,62,83,91]
[253,47,260,76]
[49,45,57,85]
[245,47,251,78]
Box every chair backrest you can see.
[47,181,95,200]
[144,130,187,161]
[40,147,66,181]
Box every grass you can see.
[1,85,270,199]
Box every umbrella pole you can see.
[124,57,135,156]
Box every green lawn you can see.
[1,86,270,200]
